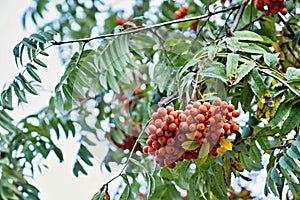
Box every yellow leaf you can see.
[218,137,232,156]
[220,137,232,151]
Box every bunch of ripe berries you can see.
[254,0,288,15]
[143,99,240,168]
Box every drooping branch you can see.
[231,0,250,32]
[51,4,241,46]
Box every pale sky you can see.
[0,1,121,199]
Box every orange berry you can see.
[174,10,183,19]
[190,108,199,116]
[152,112,159,120]
[280,8,288,15]
[199,105,208,114]
[166,115,175,124]
[186,116,195,124]
[165,145,175,154]
[213,98,222,106]
[193,102,201,109]
[148,124,157,134]
[220,101,228,109]
[166,106,174,114]
[227,104,235,112]
[150,134,157,140]
[148,147,155,154]
[146,139,153,146]
[194,131,202,138]
[198,137,207,144]
[197,123,205,131]
[158,136,167,146]
[143,146,149,154]
[189,123,197,132]
[167,162,176,169]
[174,118,179,126]
[203,102,211,110]
[232,110,240,118]
[179,5,188,14]
[161,122,168,131]
[196,114,205,123]
[156,128,164,137]
[152,140,161,150]
[167,138,175,145]
[231,124,239,133]
[158,107,167,117]
[177,133,186,142]
[186,104,193,110]
[168,123,177,131]
[116,17,125,25]
[164,130,173,137]
[179,113,187,121]
[223,123,231,131]
[154,119,163,127]
[169,110,178,118]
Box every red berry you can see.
[232,110,240,118]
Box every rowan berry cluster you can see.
[143,99,240,168]
[254,0,288,15]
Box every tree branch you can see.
[104,119,151,186]
[257,68,300,98]
[52,5,241,46]
[230,0,250,32]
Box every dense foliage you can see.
[1,0,300,199]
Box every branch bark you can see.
[52,4,241,46]
[230,0,250,32]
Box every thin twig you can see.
[105,119,151,186]
[286,43,300,64]
[51,5,241,46]
[150,29,175,68]
[62,94,101,117]
[257,68,300,98]
[231,0,250,32]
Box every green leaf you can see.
[33,58,47,68]
[249,68,269,101]
[12,82,27,103]
[200,62,227,84]
[30,33,47,43]
[282,103,300,134]
[267,168,280,197]
[26,64,41,82]
[235,60,256,85]
[52,146,64,162]
[281,167,299,184]
[226,53,239,79]
[240,43,267,54]
[264,53,279,68]
[22,37,37,50]
[279,155,293,171]
[107,74,120,94]
[285,67,300,81]
[99,74,108,90]
[269,102,291,127]
[239,151,263,171]
[16,74,38,95]
[233,31,263,41]
[292,31,300,49]
[72,160,88,177]
[181,140,200,151]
